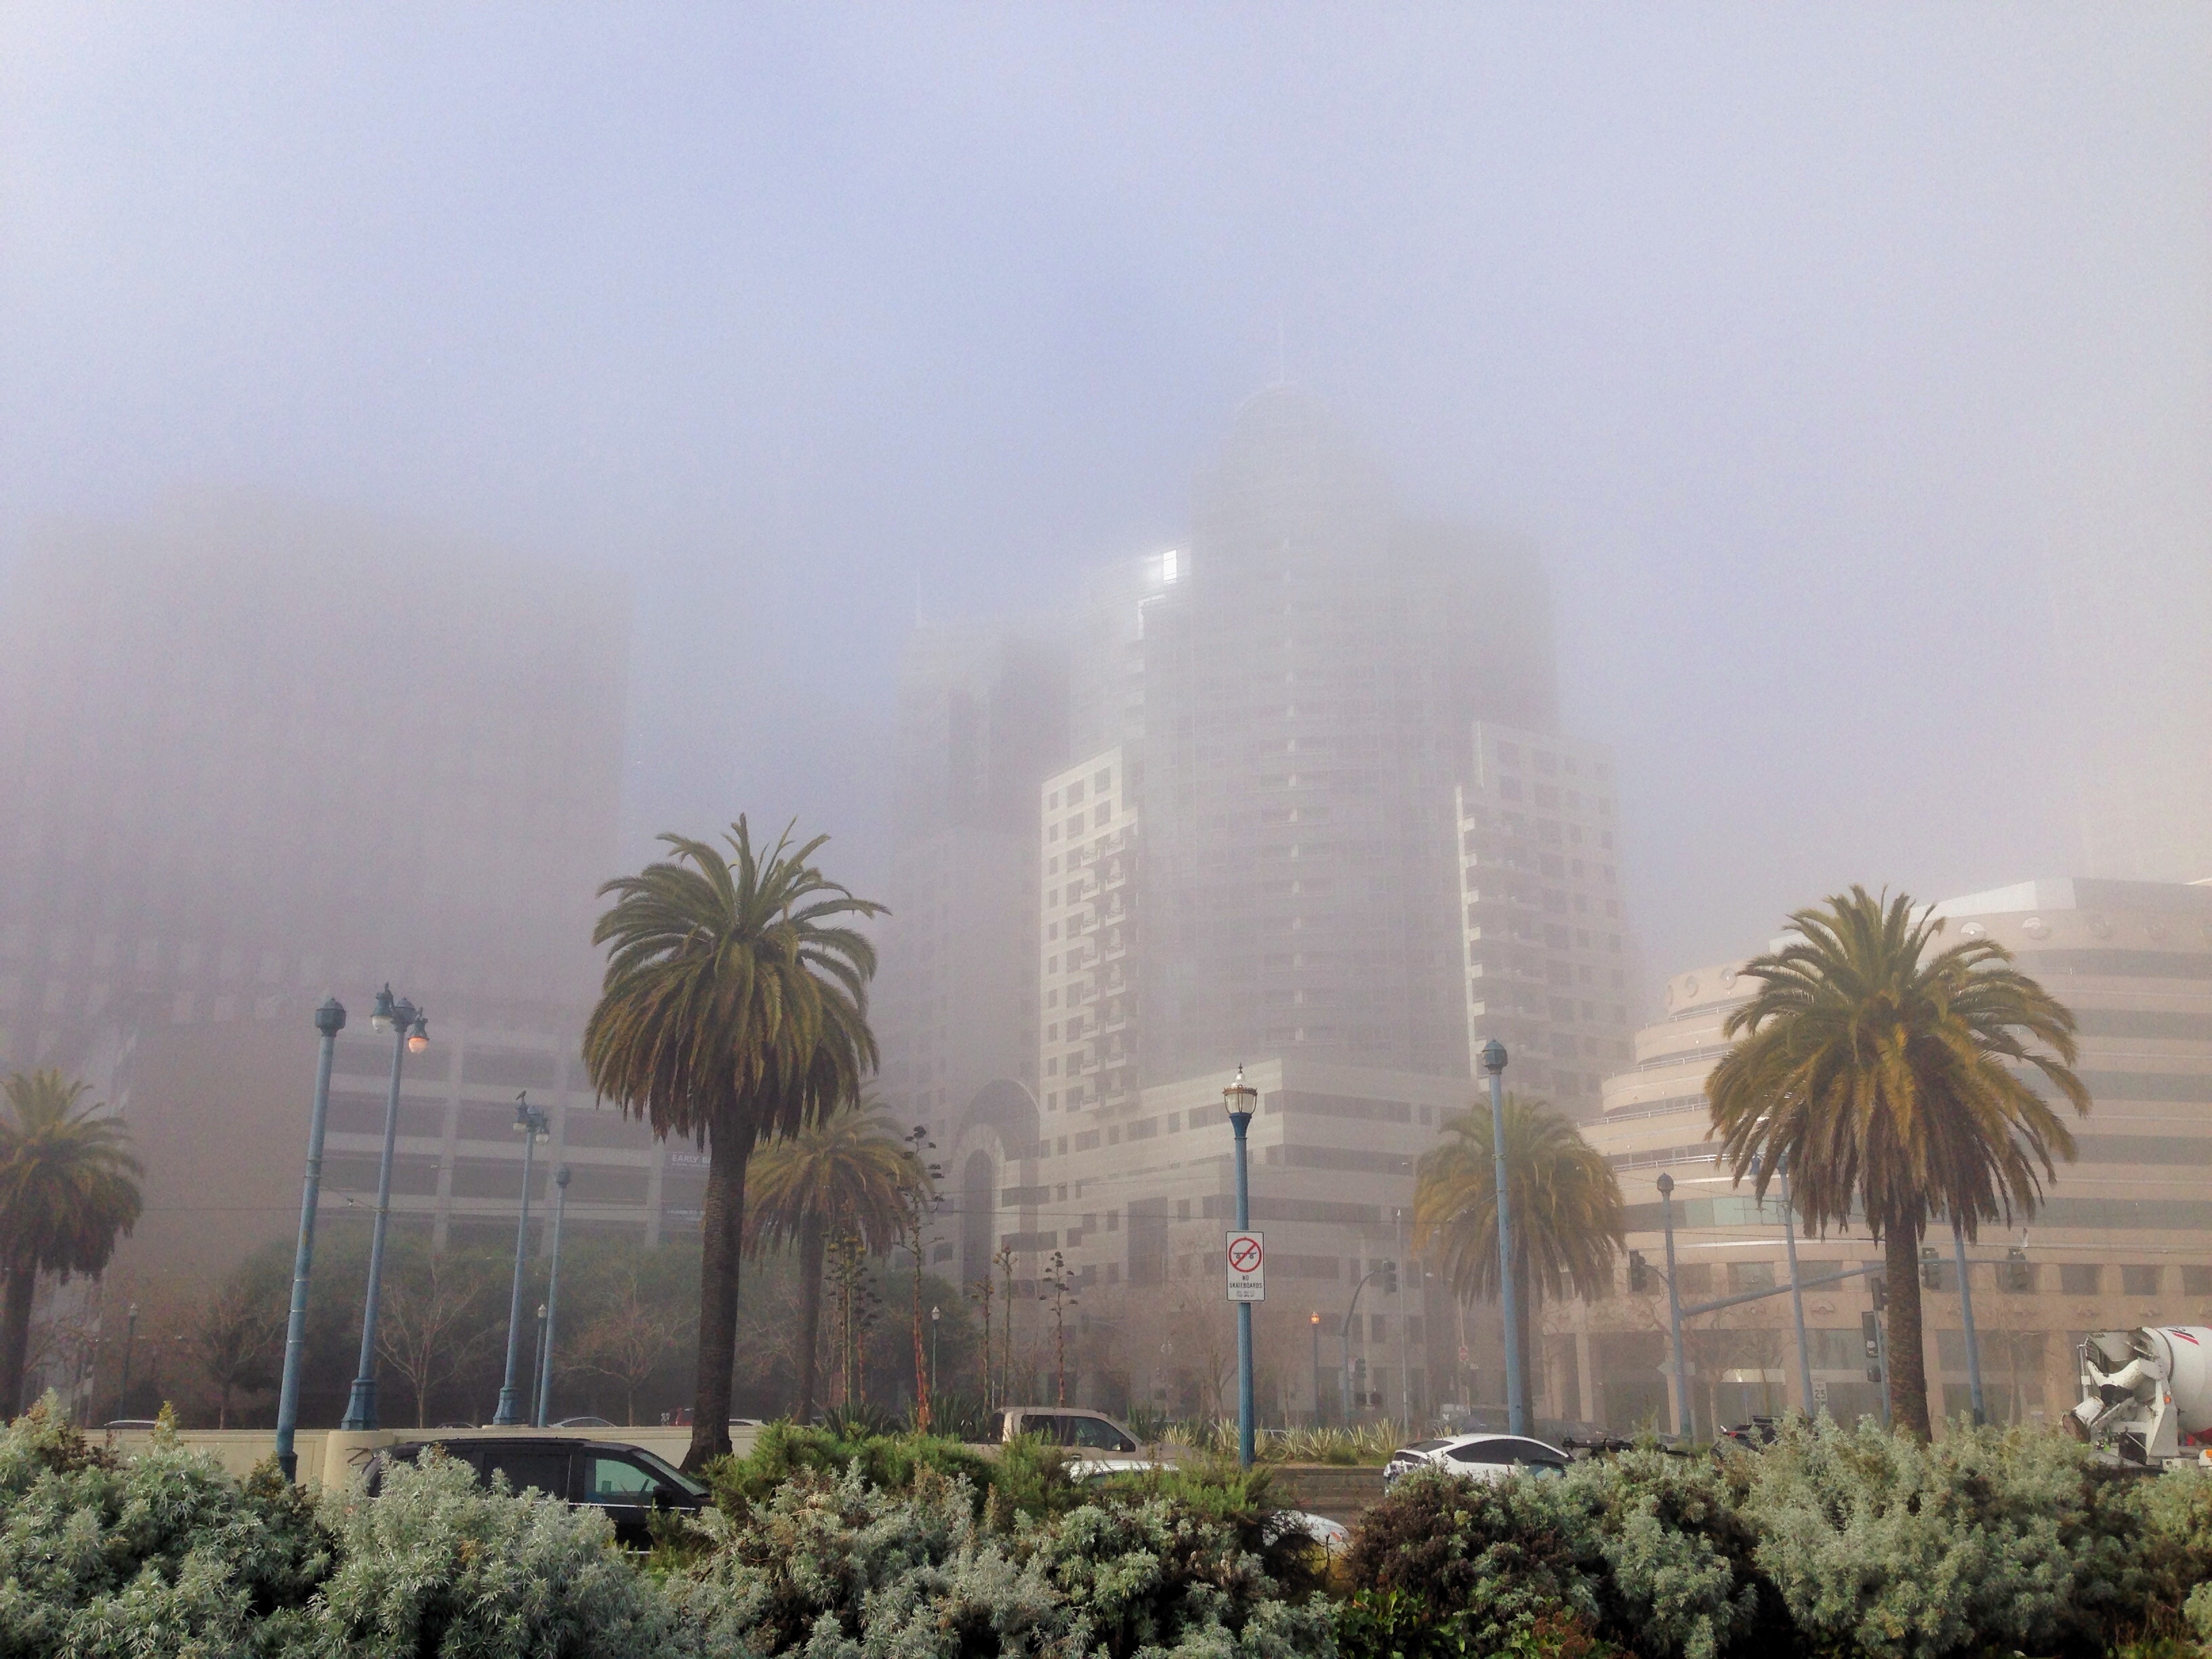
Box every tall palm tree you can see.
[1707,886,2087,1440]
[585,818,882,1468]
[0,1071,144,1416]
[1414,1092,1622,1415]
[743,1098,918,1424]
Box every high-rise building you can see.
[1570,876,2212,1438]
[1095,387,1561,1094]
[0,492,626,1059]
[0,495,704,1397]
[1038,747,1139,1113]
[871,621,1068,1141]
[1455,722,1638,1117]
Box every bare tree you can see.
[577,1273,684,1426]
[377,1249,491,1428]
[193,1276,283,1428]
[1040,1250,1077,1404]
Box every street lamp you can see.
[930,1304,941,1402]
[534,1165,571,1427]
[1951,1215,1986,1425]
[1657,1172,1689,1438]
[1310,1311,1322,1427]
[1223,1065,1258,1470]
[119,1302,140,1412]
[1481,1039,1525,1436]
[342,984,428,1431]
[276,994,346,1478]
[494,1094,551,1425]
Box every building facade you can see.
[1455,722,1638,1118]
[1565,877,2212,1439]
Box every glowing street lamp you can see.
[342,985,428,1431]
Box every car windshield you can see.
[629,1446,708,1499]
[1400,1439,1449,1454]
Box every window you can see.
[1728,1261,1776,1293]
[2123,1265,2163,1296]
[2185,1267,2212,1296]
[1067,1416,1136,1452]
[584,1454,660,1504]
[480,1449,569,1498]
[2060,1263,2102,1295]
[1094,769,1111,792]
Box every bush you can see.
[0,1397,331,1657]
[315,1448,686,1658]
[708,1419,1000,1515]
[1740,1416,2143,1659]
[673,1458,1332,1658]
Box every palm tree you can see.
[743,1098,917,1424]
[1414,1092,1622,1415]
[585,818,882,1469]
[1706,886,2087,1439]
[0,1071,144,1417]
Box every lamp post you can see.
[534,1165,571,1427]
[1952,1217,1986,1425]
[1310,1311,1322,1427]
[1759,1151,1814,1418]
[930,1304,941,1403]
[119,1302,140,1412]
[494,1094,550,1426]
[342,984,428,1431]
[1223,1066,1258,1470]
[1481,1040,1525,1437]
[1657,1172,1689,1439]
[276,995,346,1478]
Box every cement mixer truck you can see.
[2072,1327,2212,1467]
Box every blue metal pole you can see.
[1952,1218,1985,1426]
[1483,1041,1525,1437]
[1234,1113,1254,1469]
[1659,1172,1689,1438]
[276,996,345,1479]
[342,1000,414,1431]
[1779,1158,1813,1417]
[534,1166,569,1427]
[493,1105,543,1425]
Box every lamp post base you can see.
[492,1387,522,1427]
[340,1376,378,1433]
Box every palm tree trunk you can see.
[0,1267,34,1419]
[794,1215,825,1424]
[689,1126,754,1469]
[1883,1223,1933,1439]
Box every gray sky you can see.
[4,5,2207,1002]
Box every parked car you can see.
[991,1407,1144,1453]
[371,1437,708,1545]
[1383,1432,1571,1491]
[551,1416,615,1429]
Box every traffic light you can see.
[1629,1250,1650,1293]
[2002,1246,2031,1293]
[1861,1311,1880,1360]
[1921,1246,1942,1290]
[1870,1275,1887,1313]
[1380,1259,1399,1294]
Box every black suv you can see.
[373,1437,709,1545]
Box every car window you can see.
[1403,1439,1449,1454]
[583,1454,659,1504]
[630,1447,708,1500]
[1069,1416,1134,1451]
[1446,1440,1509,1464]
[480,1449,569,1498]
[1504,1439,1568,1467]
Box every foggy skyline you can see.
[4,6,2207,1004]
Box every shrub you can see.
[314,1448,686,1659]
[1343,1467,1608,1656]
[1739,1415,2142,1659]
[708,1419,1000,1515]
[0,1397,331,1658]
[673,1459,1332,1658]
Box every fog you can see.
[3,3,2207,993]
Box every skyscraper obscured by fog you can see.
[1042,388,1568,1115]
[0,493,626,1065]
[872,621,1068,1139]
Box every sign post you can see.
[1226,1231,1265,1302]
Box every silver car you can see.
[1384,1433,1570,1491]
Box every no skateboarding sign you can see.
[1225,1231,1265,1302]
